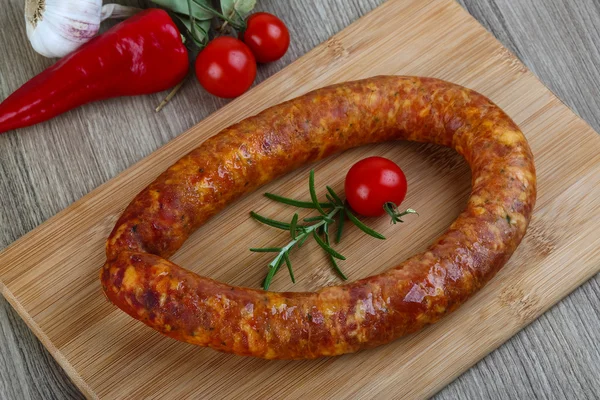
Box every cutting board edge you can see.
[0,284,97,400]
[1,0,600,398]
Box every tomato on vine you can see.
[195,37,257,98]
[345,156,416,223]
[241,12,290,63]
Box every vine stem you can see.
[186,0,198,43]
[155,77,187,112]
[190,0,245,30]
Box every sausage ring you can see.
[101,76,536,359]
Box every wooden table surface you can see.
[1,0,599,398]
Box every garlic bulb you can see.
[25,0,140,58]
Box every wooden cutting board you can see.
[1,0,599,398]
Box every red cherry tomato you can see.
[344,156,408,217]
[242,12,290,63]
[195,37,256,98]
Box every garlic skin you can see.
[25,0,140,58]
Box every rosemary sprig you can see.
[250,170,417,289]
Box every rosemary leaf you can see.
[264,192,332,209]
[283,252,295,283]
[323,224,348,279]
[262,266,276,290]
[346,209,386,240]
[313,231,346,260]
[328,255,348,280]
[273,254,288,278]
[335,208,345,244]
[250,247,283,252]
[274,256,284,274]
[326,186,344,206]
[309,170,327,215]
[290,213,298,240]
[250,211,292,230]
[263,255,284,290]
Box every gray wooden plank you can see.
[440,1,600,399]
[0,0,598,399]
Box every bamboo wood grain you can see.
[1,0,600,398]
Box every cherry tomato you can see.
[195,37,256,98]
[242,12,290,63]
[344,156,408,217]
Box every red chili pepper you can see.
[0,9,188,134]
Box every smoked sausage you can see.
[101,76,536,359]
